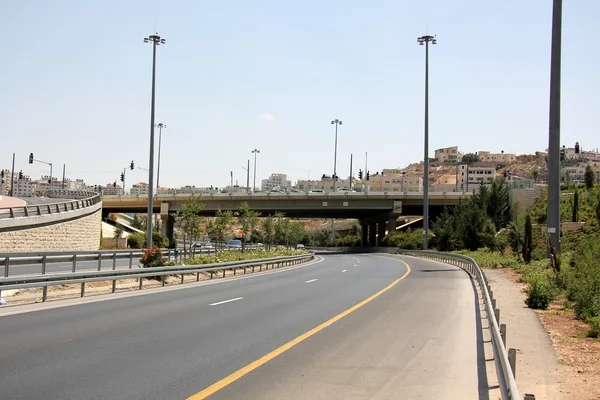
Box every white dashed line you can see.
[305,279,318,284]
[209,297,244,306]
[342,270,347,272]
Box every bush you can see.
[525,271,557,310]
[566,238,600,319]
[126,231,170,249]
[382,229,424,250]
[139,247,166,268]
[186,248,308,265]
[332,235,361,247]
[586,317,600,338]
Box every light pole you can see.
[28,153,53,185]
[330,119,342,191]
[418,34,436,250]
[144,32,166,248]
[242,160,250,193]
[155,123,167,195]
[252,149,260,192]
[547,0,562,253]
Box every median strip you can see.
[209,297,244,306]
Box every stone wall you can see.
[0,209,101,252]
[510,185,546,214]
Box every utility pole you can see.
[144,32,166,247]
[349,154,353,190]
[62,164,66,189]
[10,153,15,196]
[547,0,562,252]
[252,149,260,192]
[418,33,437,250]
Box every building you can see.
[295,176,352,192]
[477,151,516,163]
[434,146,463,163]
[354,173,423,193]
[261,173,291,191]
[0,169,11,195]
[458,164,497,192]
[561,161,600,183]
[13,176,37,197]
[130,182,149,196]
[431,174,459,192]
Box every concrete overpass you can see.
[102,191,471,247]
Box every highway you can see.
[0,254,488,399]
[6,258,137,276]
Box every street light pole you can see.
[330,119,342,191]
[155,123,167,195]
[547,0,562,253]
[418,34,437,250]
[144,33,166,248]
[252,149,260,192]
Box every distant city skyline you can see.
[2,1,599,189]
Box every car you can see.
[226,239,243,248]
[337,187,356,192]
[296,243,305,249]
[308,189,325,193]
[191,242,214,250]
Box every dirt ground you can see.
[497,267,600,400]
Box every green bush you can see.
[586,317,600,338]
[382,229,424,250]
[126,231,170,249]
[139,247,166,268]
[566,238,600,319]
[332,235,361,247]
[186,248,308,265]
[524,271,557,310]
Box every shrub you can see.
[586,317,600,338]
[126,231,169,249]
[139,247,166,268]
[525,271,557,309]
[382,229,423,250]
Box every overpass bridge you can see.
[102,191,471,247]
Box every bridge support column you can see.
[360,221,368,247]
[377,221,387,246]
[387,218,397,234]
[368,223,377,247]
[161,214,175,248]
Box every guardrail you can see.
[398,250,521,400]
[0,191,101,220]
[0,253,314,303]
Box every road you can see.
[6,258,137,276]
[0,254,489,399]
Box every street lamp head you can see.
[417,35,437,45]
[144,34,166,45]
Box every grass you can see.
[185,248,309,265]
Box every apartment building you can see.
[354,173,423,192]
[434,146,462,163]
[477,151,516,163]
[295,177,352,192]
[561,161,600,183]
[13,176,37,197]
[458,164,497,191]
[261,173,291,191]
[130,182,149,196]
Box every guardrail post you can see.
[41,255,47,275]
[42,285,48,302]
[81,282,85,297]
[508,348,517,378]
[494,308,500,324]
[492,298,497,311]
[72,254,77,273]
[129,253,133,269]
[111,253,117,293]
[233,267,236,276]
[222,269,226,278]
[500,323,507,347]
[524,394,535,400]
[196,271,200,281]
[181,273,185,284]
[97,252,102,271]
[162,274,166,287]
[4,257,9,277]
[37,205,42,215]
[47,204,52,214]
[210,271,213,280]
[139,275,143,290]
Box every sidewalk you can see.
[484,268,564,399]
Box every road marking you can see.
[187,258,411,400]
[353,264,357,267]
[305,279,318,283]
[209,297,243,306]
[342,269,347,272]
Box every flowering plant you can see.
[139,247,166,268]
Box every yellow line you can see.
[187,258,411,400]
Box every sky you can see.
[1,0,599,189]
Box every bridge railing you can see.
[398,250,521,400]
[0,253,314,303]
[0,191,101,220]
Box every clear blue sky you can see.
[1,0,598,189]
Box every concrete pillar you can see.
[360,221,368,247]
[161,214,175,248]
[377,221,387,246]
[368,223,377,247]
[387,217,397,234]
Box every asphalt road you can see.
[0,254,488,400]
[23,197,72,205]
[7,258,139,276]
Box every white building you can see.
[130,182,149,196]
[296,176,352,192]
[13,176,37,197]
[435,146,463,163]
[261,173,291,191]
[102,183,123,196]
[561,161,600,183]
[458,164,497,192]
[477,151,516,163]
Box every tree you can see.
[523,214,533,264]
[461,153,479,165]
[572,188,579,223]
[175,197,204,256]
[113,224,124,248]
[584,165,595,190]
[288,222,305,248]
[596,191,600,225]
[208,210,234,251]
[237,202,260,252]
[274,212,290,246]
[131,214,145,230]
[262,215,275,250]
[486,179,510,231]
[531,168,539,183]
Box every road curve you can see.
[0,254,488,400]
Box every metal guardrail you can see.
[0,254,314,303]
[398,250,521,400]
[0,190,101,219]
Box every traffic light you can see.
[113,181,117,188]
[18,171,24,179]
[0,170,4,178]
[120,172,125,182]
[28,153,34,164]
[366,171,370,181]
[560,148,565,162]
[358,169,363,180]
[130,160,135,170]
[503,170,508,178]
[575,142,580,154]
